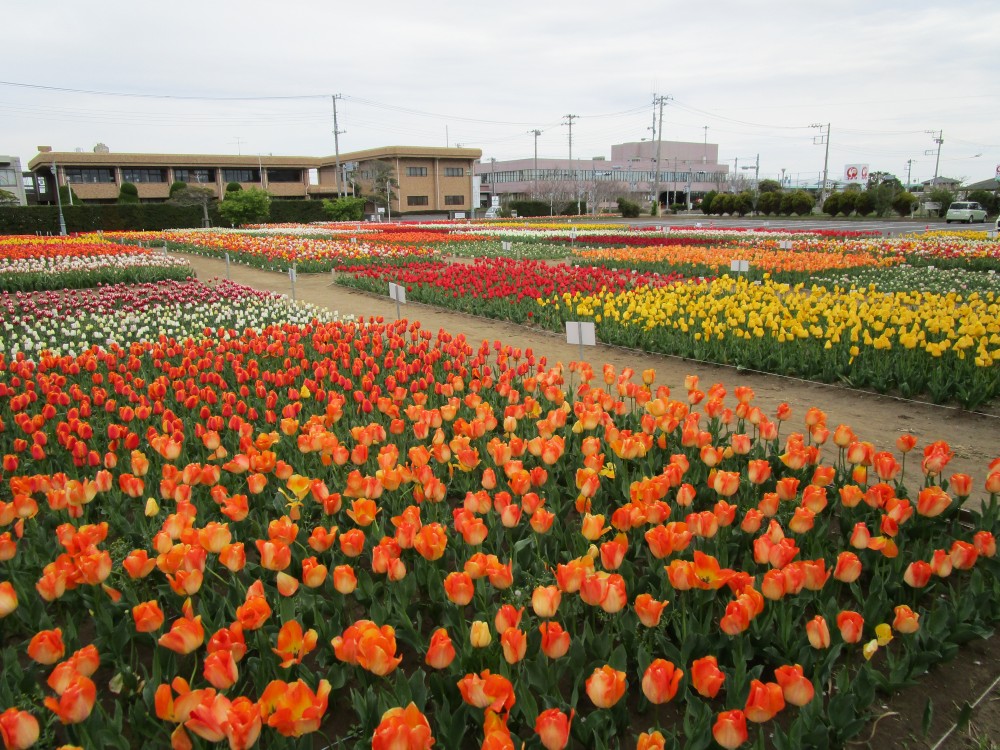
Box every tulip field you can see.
[1,226,999,749]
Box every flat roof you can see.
[28,146,483,171]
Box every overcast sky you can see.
[5,0,998,187]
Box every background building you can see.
[476,140,729,211]
[26,145,481,214]
[0,156,27,206]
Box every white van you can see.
[484,206,502,219]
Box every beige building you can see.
[27,145,482,214]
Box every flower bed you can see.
[0,237,192,292]
[0,315,998,749]
[0,279,344,359]
[544,276,1000,408]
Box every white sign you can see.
[844,164,869,184]
[778,240,793,250]
[501,241,512,252]
[491,196,500,207]
[729,260,750,273]
[288,267,297,282]
[388,283,407,304]
[566,321,596,346]
[454,212,466,219]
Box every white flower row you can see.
[0,295,350,360]
[0,251,190,276]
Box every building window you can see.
[266,168,302,183]
[0,169,16,187]
[174,168,215,183]
[121,168,167,183]
[64,168,115,184]
[444,167,464,177]
[406,167,428,177]
[444,195,464,205]
[221,169,260,183]
[407,196,429,206]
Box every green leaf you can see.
[922,697,934,737]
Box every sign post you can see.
[566,321,596,362]
[389,282,407,320]
[225,252,231,280]
[289,262,297,302]
[729,259,750,275]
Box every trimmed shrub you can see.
[891,191,919,217]
[225,182,243,193]
[758,192,781,216]
[854,191,875,217]
[701,191,717,215]
[616,198,641,218]
[791,190,815,216]
[169,181,187,197]
[823,194,841,217]
[838,190,858,216]
[321,196,366,221]
[508,200,551,217]
[117,182,140,205]
[559,200,587,216]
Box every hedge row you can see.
[0,200,331,235]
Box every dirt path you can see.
[184,252,999,496]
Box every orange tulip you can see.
[372,703,435,750]
[27,628,65,665]
[805,615,830,649]
[132,600,165,633]
[637,730,667,750]
[833,551,862,584]
[457,670,516,714]
[534,707,573,750]
[892,605,920,634]
[950,540,979,570]
[500,628,527,664]
[712,709,748,749]
[443,571,475,606]
[744,679,785,723]
[633,593,668,627]
[585,665,627,708]
[538,621,571,660]
[0,708,40,750]
[203,648,239,690]
[158,601,205,655]
[974,531,997,558]
[837,610,864,643]
[43,674,96,724]
[258,679,331,737]
[641,659,683,704]
[332,564,358,595]
[690,655,725,698]
[903,560,932,588]
[773,664,814,706]
[187,695,261,750]
[425,628,456,670]
[273,620,319,668]
[531,585,562,618]
[355,624,402,676]
[235,581,271,631]
[916,486,951,518]
[219,542,246,573]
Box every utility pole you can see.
[905,159,914,190]
[529,129,542,199]
[564,114,579,215]
[231,136,245,156]
[651,95,670,215]
[703,125,708,163]
[332,94,345,197]
[925,130,943,183]
[52,161,67,236]
[753,154,760,214]
[811,123,831,203]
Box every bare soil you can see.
[181,252,1000,748]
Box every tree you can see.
[322,196,366,221]
[758,192,780,216]
[218,187,271,227]
[118,182,140,204]
[0,188,19,206]
[733,191,754,217]
[854,191,876,217]
[891,191,919,217]
[701,191,717,215]
[822,193,841,217]
[169,181,187,197]
[367,160,397,213]
[790,190,815,216]
[967,189,999,216]
[226,182,243,194]
[758,179,782,194]
[58,185,80,205]
[168,185,218,227]
[837,190,858,216]
[779,192,796,216]
[927,187,954,217]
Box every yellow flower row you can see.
[542,277,1000,367]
